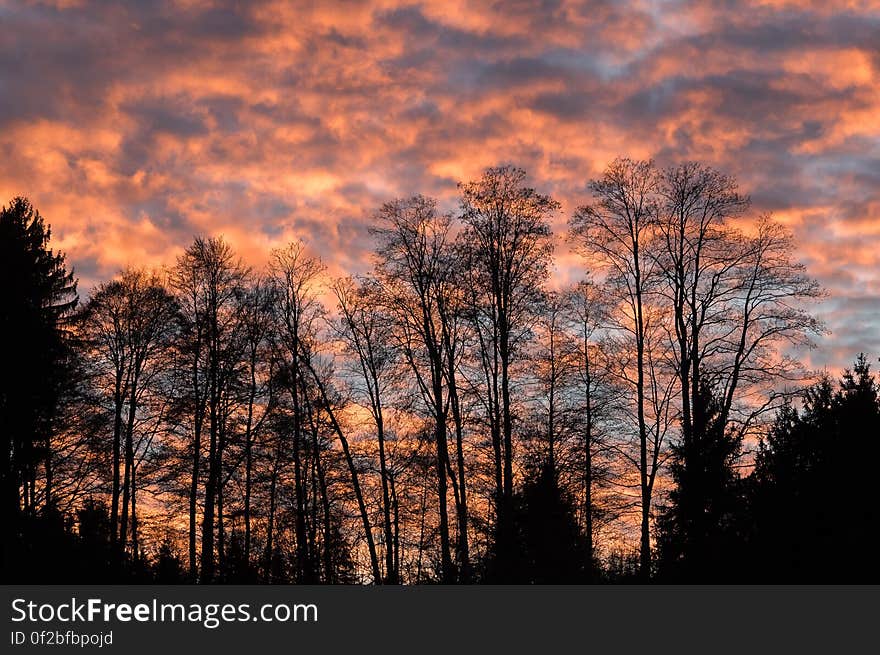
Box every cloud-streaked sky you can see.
[2,0,878,369]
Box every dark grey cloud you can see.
[0,0,878,370]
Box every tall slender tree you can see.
[269,241,325,584]
[236,276,275,568]
[80,268,176,553]
[562,280,619,569]
[458,166,557,521]
[171,236,247,582]
[570,158,671,577]
[334,276,400,583]
[372,196,458,583]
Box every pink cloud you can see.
[1,0,878,369]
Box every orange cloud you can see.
[1,0,878,370]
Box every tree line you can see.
[3,158,876,584]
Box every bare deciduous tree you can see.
[171,237,248,582]
[371,196,459,583]
[333,275,400,583]
[80,268,177,553]
[570,158,670,577]
[458,165,557,519]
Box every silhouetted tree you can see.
[372,196,459,583]
[269,241,325,583]
[236,276,276,568]
[562,280,621,570]
[299,350,382,583]
[459,166,557,574]
[334,276,401,583]
[655,163,748,450]
[656,378,745,581]
[485,462,586,583]
[529,291,570,475]
[170,236,248,582]
[748,355,880,582]
[570,158,672,578]
[0,158,839,585]
[79,268,177,554]
[153,536,186,583]
[1,197,78,579]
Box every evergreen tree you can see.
[153,537,186,583]
[749,356,880,581]
[1,197,77,579]
[486,462,587,583]
[657,379,745,581]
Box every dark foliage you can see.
[656,380,746,582]
[153,537,186,584]
[485,463,588,583]
[1,197,78,579]
[4,501,154,583]
[747,355,880,582]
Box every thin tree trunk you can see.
[582,330,596,568]
[242,341,260,567]
[264,445,280,583]
[217,394,227,576]
[130,461,139,557]
[288,343,312,584]
[448,383,469,581]
[188,336,204,582]
[201,321,219,584]
[374,404,396,583]
[120,369,138,549]
[300,377,334,583]
[500,320,513,506]
[442,317,469,583]
[415,456,429,585]
[301,355,381,584]
[391,472,400,581]
[634,250,651,579]
[111,368,124,546]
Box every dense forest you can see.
[2,158,877,584]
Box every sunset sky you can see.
[2,0,878,370]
